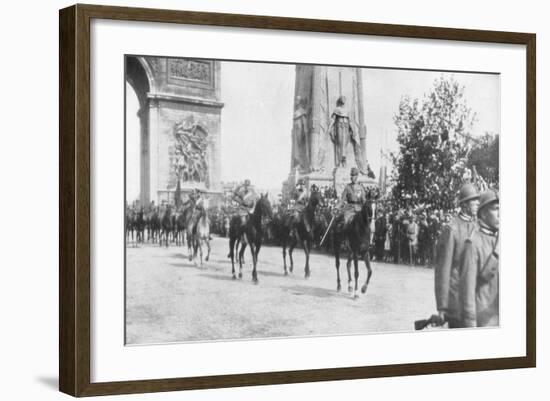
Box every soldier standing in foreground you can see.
[434,183,480,328]
[459,190,499,327]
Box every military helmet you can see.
[457,183,480,204]
[296,178,306,186]
[244,179,251,186]
[350,167,359,176]
[478,189,499,213]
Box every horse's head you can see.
[256,193,273,221]
[308,188,322,209]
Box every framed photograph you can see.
[59,4,536,397]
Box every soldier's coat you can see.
[338,182,367,225]
[459,223,499,327]
[434,213,477,323]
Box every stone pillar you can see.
[148,98,160,204]
[309,66,325,172]
[138,105,150,205]
[356,68,367,158]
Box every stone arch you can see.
[126,56,223,205]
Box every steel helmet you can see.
[478,189,499,214]
[457,183,480,204]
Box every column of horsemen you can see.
[126,168,499,327]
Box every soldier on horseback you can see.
[336,167,367,224]
[329,167,374,297]
[289,178,311,232]
[232,179,256,226]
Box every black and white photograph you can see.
[124,56,499,345]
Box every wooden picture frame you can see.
[59,3,536,397]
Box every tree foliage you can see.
[390,76,486,211]
[466,133,499,188]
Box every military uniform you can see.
[291,186,308,211]
[286,179,311,232]
[338,180,366,225]
[459,221,499,327]
[434,183,480,328]
[434,212,477,327]
[232,181,256,224]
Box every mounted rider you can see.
[232,179,257,225]
[336,167,367,224]
[288,178,311,232]
[180,188,200,210]
[291,178,308,210]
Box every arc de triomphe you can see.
[125,56,223,205]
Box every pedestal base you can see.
[283,167,377,200]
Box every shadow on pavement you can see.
[199,273,251,283]
[169,262,224,273]
[284,284,347,299]
[255,269,298,278]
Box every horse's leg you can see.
[205,238,211,262]
[334,237,342,292]
[288,233,297,274]
[192,236,199,266]
[346,254,353,293]
[187,230,193,261]
[253,241,262,284]
[249,239,258,284]
[353,254,359,299]
[229,234,237,279]
[238,240,247,280]
[198,238,203,267]
[282,237,288,275]
[361,249,373,294]
[303,238,311,279]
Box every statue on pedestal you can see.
[328,95,361,169]
[291,96,310,173]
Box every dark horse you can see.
[125,207,136,245]
[147,208,160,244]
[134,208,145,244]
[280,190,321,278]
[332,200,374,298]
[228,193,273,283]
[159,205,173,247]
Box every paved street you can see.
[126,236,437,345]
